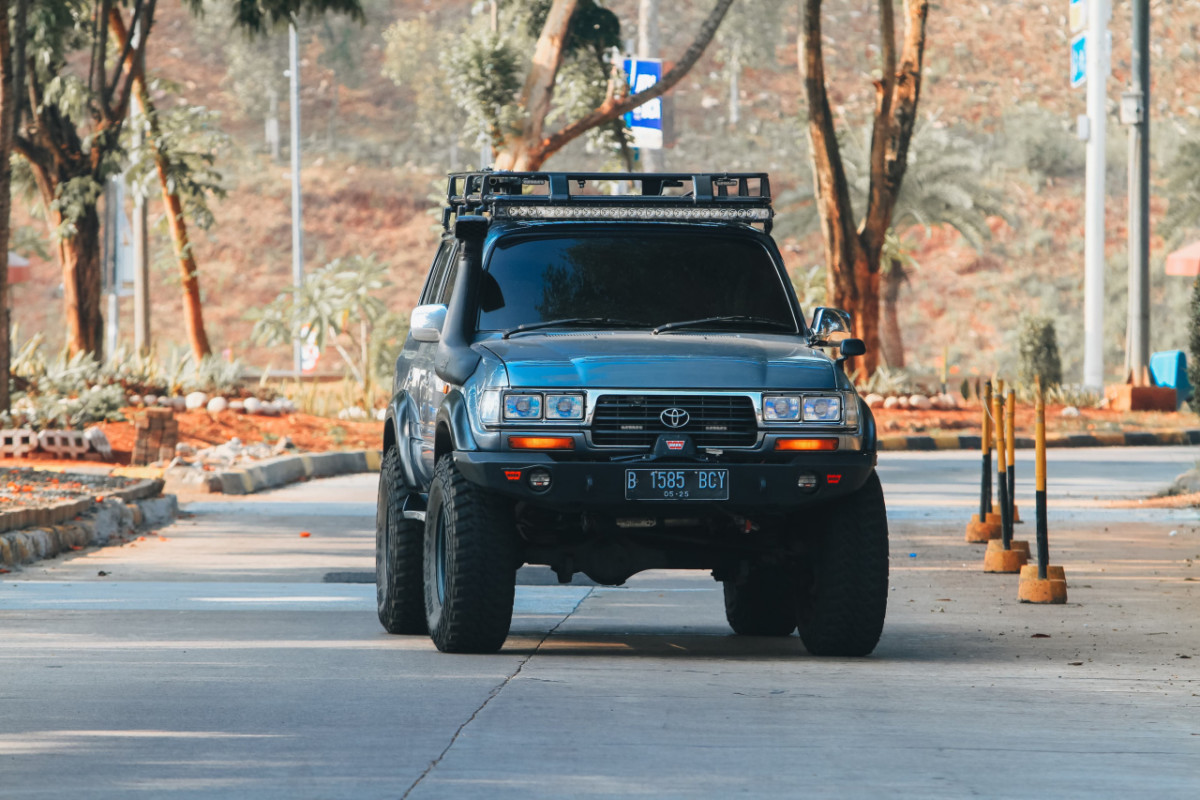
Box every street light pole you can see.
[289,20,303,375]
[1124,0,1151,382]
[637,0,662,172]
[131,17,150,356]
[1082,0,1110,389]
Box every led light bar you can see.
[494,204,772,222]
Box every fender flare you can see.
[385,392,421,492]
[434,390,477,461]
[859,396,877,453]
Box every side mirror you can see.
[839,338,866,358]
[410,304,447,343]
[809,307,854,347]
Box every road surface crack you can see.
[400,590,591,798]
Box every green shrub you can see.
[1017,314,1063,388]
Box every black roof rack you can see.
[442,171,773,234]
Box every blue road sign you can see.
[623,58,663,149]
[1070,32,1087,88]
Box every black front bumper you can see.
[452,449,877,512]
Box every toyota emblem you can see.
[661,407,690,428]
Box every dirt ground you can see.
[0,409,380,471]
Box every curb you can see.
[0,486,179,571]
[173,449,382,496]
[878,429,1200,452]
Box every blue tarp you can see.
[1149,350,1192,408]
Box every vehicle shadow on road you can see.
[503,622,1006,663]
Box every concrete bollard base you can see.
[993,502,1021,522]
[987,538,1030,558]
[965,514,1002,543]
[1018,565,1068,603]
[983,546,1028,573]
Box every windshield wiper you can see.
[652,315,796,335]
[501,317,649,339]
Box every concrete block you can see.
[0,429,38,458]
[90,500,126,544]
[1018,565,1068,603]
[28,529,50,559]
[37,429,92,459]
[965,514,1001,543]
[136,496,178,528]
[67,525,91,548]
[1105,384,1176,412]
[10,532,31,562]
[983,544,1028,573]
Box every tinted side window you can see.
[420,241,454,305]
[436,245,460,305]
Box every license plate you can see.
[624,469,729,501]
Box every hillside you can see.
[10,0,1200,384]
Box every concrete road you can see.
[2,447,1198,798]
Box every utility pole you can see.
[728,40,740,126]
[288,20,303,375]
[131,17,150,355]
[637,0,662,172]
[1082,0,1110,389]
[1123,0,1151,382]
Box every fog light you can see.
[797,472,819,492]
[528,469,552,491]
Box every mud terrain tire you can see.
[423,455,518,653]
[796,471,889,656]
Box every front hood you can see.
[479,332,836,389]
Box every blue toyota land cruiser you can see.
[377,171,888,655]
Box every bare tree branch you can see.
[862,0,897,254]
[536,0,735,163]
[109,0,157,124]
[108,0,145,107]
[861,0,928,253]
[799,0,860,282]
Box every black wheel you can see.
[423,455,518,653]
[376,448,426,634]
[796,471,889,657]
[723,565,798,636]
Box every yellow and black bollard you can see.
[1019,379,1068,602]
[966,381,1001,542]
[1003,387,1021,523]
[984,391,1028,572]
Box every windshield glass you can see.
[476,232,797,333]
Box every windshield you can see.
[476,232,798,333]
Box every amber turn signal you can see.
[508,435,575,450]
[774,438,838,451]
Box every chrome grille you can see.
[590,394,758,448]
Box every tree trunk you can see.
[57,206,105,358]
[0,0,13,412]
[880,258,906,368]
[157,171,213,359]
[111,9,212,359]
[799,0,928,378]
